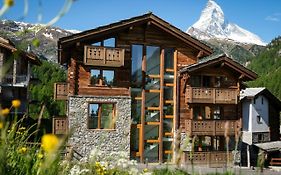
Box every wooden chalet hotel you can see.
[53,13,258,165]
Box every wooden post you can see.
[172,49,178,163]
[98,105,101,129]
[159,48,164,163]
[13,58,17,84]
[140,46,146,163]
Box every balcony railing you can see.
[52,117,68,135]
[84,45,125,67]
[1,74,28,86]
[54,82,68,100]
[184,151,233,167]
[185,119,241,136]
[185,87,238,104]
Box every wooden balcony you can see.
[185,119,241,136]
[84,45,124,67]
[185,87,238,104]
[1,74,28,87]
[52,117,68,135]
[184,151,233,167]
[54,82,68,100]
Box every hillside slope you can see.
[247,36,281,100]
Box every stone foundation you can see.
[68,95,131,160]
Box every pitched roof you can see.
[254,141,281,152]
[179,54,258,81]
[240,87,266,99]
[58,12,213,62]
[240,88,281,109]
[0,37,41,65]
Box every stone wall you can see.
[68,95,131,160]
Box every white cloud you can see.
[265,13,280,22]
[265,16,280,22]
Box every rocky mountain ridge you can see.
[0,20,77,62]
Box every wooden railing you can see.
[54,82,68,100]
[185,87,237,104]
[184,151,233,167]
[185,119,241,136]
[84,45,124,67]
[2,74,28,85]
[53,117,68,135]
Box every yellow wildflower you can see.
[12,99,21,108]
[18,147,27,154]
[4,0,14,7]
[37,153,44,159]
[19,127,26,131]
[41,134,59,153]
[0,108,10,116]
[0,122,3,129]
[143,168,148,173]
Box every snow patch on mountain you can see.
[187,0,266,46]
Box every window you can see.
[146,46,160,75]
[257,115,262,124]
[190,76,201,87]
[202,76,211,87]
[214,76,222,88]
[261,97,264,105]
[258,134,264,142]
[104,38,115,47]
[164,48,174,69]
[90,69,115,86]
[91,42,101,46]
[131,45,143,87]
[88,103,115,129]
[193,106,205,120]
[91,38,115,47]
[213,106,222,119]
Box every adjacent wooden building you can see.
[54,13,259,165]
[0,37,41,115]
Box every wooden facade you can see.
[0,37,41,114]
[54,13,257,165]
[179,55,257,166]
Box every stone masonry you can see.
[68,96,131,160]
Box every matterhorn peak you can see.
[187,0,266,46]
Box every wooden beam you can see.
[164,115,174,119]
[140,46,146,163]
[165,83,174,87]
[172,49,178,163]
[196,50,204,59]
[146,139,159,143]
[147,74,160,79]
[98,105,101,129]
[165,68,174,72]
[159,48,164,163]
[146,122,160,125]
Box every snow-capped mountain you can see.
[187,0,266,46]
[0,20,80,62]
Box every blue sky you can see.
[1,0,281,43]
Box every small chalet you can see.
[0,37,41,115]
[53,13,265,166]
[179,54,257,166]
[240,88,281,167]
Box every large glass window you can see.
[146,46,160,75]
[131,45,143,87]
[88,103,115,129]
[164,48,174,69]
